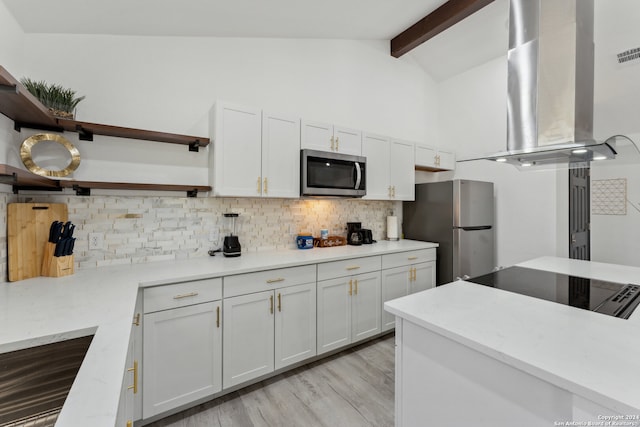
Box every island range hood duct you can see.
[468,0,639,170]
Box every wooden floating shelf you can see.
[0,65,210,150]
[0,164,211,197]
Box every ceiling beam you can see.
[391,0,495,58]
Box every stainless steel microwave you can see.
[300,149,366,197]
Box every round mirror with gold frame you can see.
[20,133,81,177]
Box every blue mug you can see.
[296,235,314,249]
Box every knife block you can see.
[41,242,74,278]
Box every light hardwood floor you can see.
[147,333,395,427]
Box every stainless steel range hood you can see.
[464,0,639,170]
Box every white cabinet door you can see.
[301,120,333,152]
[415,144,437,168]
[133,292,142,422]
[333,126,362,155]
[362,133,390,200]
[116,322,135,427]
[317,277,351,355]
[274,282,317,370]
[143,302,222,418]
[410,261,436,294]
[389,139,415,201]
[437,149,456,170]
[351,271,381,342]
[381,266,410,332]
[262,112,300,198]
[223,291,274,388]
[211,103,262,196]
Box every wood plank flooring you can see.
[147,334,395,427]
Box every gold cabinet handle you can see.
[388,185,392,197]
[349,279,353,296]
[408,256,418,261]
[346,266,360,271]
[133,313,140,326]
[216,305,220,328]
[354,279,358,295]
[413,267,417,281]
[127,421,133,427]
[330,136,335,151]
[392,186,396,197]
[270,295,274,314]
[266,277,285,284]
[127,360,138,394]
[335,136,339,151]
[173,292,198,300]
[263,177,268,195]
[277,293,282,312]
[257,177,262,194]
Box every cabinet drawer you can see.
[144,278,222,313]
[317,256,381,281]
[224,265,316,298]
[382,249,436,270]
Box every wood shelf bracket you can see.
[72,185,91,196]
[189,140,201,152]
[186,189,198,198]
[0,83,18,94]
[75,124,94,141]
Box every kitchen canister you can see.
[296,235,314,249]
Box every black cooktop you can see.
[467,266,640,319]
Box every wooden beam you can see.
[391,0,495,58]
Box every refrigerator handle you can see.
[454,225,492,231]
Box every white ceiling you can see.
[3,0,637,82]
[2,0,507,80]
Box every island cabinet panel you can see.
[396,320,573,427]
[143,301,222,418]
[223,291,275,388]
[381,266,410,331]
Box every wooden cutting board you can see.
[7,203,68,282]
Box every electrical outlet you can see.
[88,232,104,250]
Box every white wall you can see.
[435,56,563,268]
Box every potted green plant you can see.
[20,78,85,120]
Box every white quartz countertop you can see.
[384,256,640,415]
[1,239,436,427]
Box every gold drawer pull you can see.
[132,313,140,326]
[346,266,361,271]
[407,256,418,260]
[354,279,358,295]
[266,277,285,284]
[173,292,198,299]
[270,295,274,314]
[127,360,138,394]
[349,279,353,296]
[278,293,282,312]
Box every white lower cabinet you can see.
[317,270,381,355]
[222,266,317,389]
[223,290,275,388]
[381,249,436,332]
[142,279,223,419]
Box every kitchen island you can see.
[0,239,436,427]
[384,256,640,427]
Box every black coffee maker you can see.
[347,222,363,246]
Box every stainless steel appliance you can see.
[300,149,366,198]
[404,180,495,285]
[467,266,640,319]
[347,222,362,246]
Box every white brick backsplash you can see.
[1,192,394,282]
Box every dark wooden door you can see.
[569,167,590,260]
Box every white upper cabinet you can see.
[415,143,456,171]
[262,111,301,198]
[210,102,262,197]
[210,102,300,197]
[301,120,362,155]
[389,139,415,200]
[362,133,390,200]
[363,134,415,201]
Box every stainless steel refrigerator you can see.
[403,180,495,285]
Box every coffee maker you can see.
[347,222,363,246]
[223,213,241,257]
